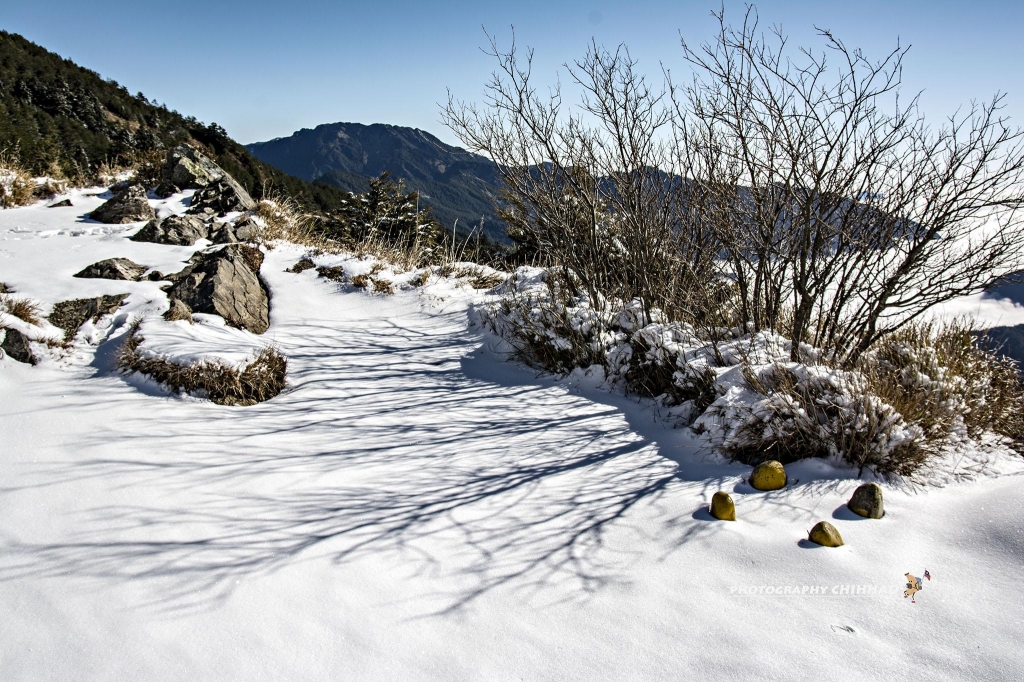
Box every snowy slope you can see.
[1,190,1023,681]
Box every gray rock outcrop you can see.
[187,177,255,217]
[165,244,269,334]
[131,214,210,246]
[48,294,129,341]
[89,185,156,224]
[74,258,148,281]
[156,145,226,197]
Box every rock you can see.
[0,282,10,294]
[0,328,37,365]
[749,460,787,491]
[88,185,155,224]
[187,177,255,216]
[287,258,315,274]
[155,144,225,198]
[208,222,239,245]
[166,244,269,334]
[73,258,147,281]
[848,483,884,519]
[130,214,210,246]
[808,521,844,547]
[316,265,345,281]
[49,294,129,341]
[49,199,73,208]
[232,217,261,242]
[163,299,194,323]
[710,491,736,521]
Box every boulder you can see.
[0,328,37,365]
[187,177,255,217]
[165,244,269,334]
[131,214,209,246]
[710,491,736,521]
[232,217,261,242]
[808,521,844,547]
[749,460,787,491]
[49,294,129,341]
[89,185,155,224]
[155,144,225,197]
[163,299,194,323]
[49,199,73,208]
[73,258,147,282]
[848,483,884,519]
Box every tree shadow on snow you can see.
[0,309,838,616]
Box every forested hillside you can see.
[0,31,351,213]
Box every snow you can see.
[1,189,1024,680]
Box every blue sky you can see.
[3,1,1022,146]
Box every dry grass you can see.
[371,278,395,295]
[0,293,42,325]
[0,150,35,209]
[448,265,508,290]
[866,320,1024,446]
[252,195,325,248]
[316,265,346,282]
[118,324,287,406]
[350,274,369,289]
[287,258,316,274]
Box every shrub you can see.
[714,363,929,476]
[118,326,286,405]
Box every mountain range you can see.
[246,123,507,242]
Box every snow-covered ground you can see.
[1,189,1023,680]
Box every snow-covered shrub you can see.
[118,325,287,406]
[700,363,928,476]
[484,270,723,413]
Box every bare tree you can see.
[445,11,1024,366]
[676,6,1024,364]
[441,33,719,329]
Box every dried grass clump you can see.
[287,258,316,274]
[866,320,1024,446]
[118,326,286,406]
[252,196,323,247]
[371,278,395,295]
[0,293,42,325]
[0,150,35,209]
[351,274,369,289]
[450,265,508,290]
[316,265,346,282]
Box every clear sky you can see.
[3,1,1022,146]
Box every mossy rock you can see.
[848,482,884,519]
[710,491,736,521]
[749,460,787,491]
[808,521,844,547]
